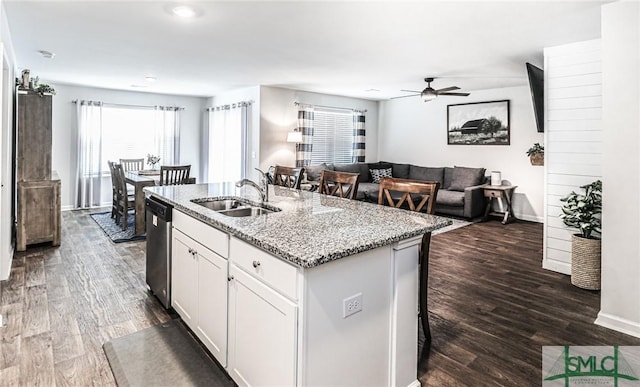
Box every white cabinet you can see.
[171,227,228,367]
[171,229,198,327]
[227,264,297,387]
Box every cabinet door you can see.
[228,265,297,387]
[171,229,198,328]
[196,247,228,367]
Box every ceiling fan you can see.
[393,77,470,102]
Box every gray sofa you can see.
[305,161,488,219]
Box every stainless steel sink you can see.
[217,207,275,217]
[192,199,248,211]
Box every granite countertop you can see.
[145,183,452,268]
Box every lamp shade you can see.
[287,131,303,143]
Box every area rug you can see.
[103,319,234,387]
[90,211,146,243]
[432,217,473,235]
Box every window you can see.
[100,105,178,174]
[310,109,354,165]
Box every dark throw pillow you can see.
[370,168,392,183]
[448,166,486,191]
[305,163,327,181]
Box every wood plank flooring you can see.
[1,211,638,386]
[420,220,640,386]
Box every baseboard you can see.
[542,259,571,275]
[61,205,74,212]
[0,244,14,281]
[517,213,544,223]
[406,380,421,387]
[595,312,640,339]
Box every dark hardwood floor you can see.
[420,220,640,386]
[1,211,638,386]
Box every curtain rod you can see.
[71,100,184,110]
[294,101,367,113]
[206,100,253,111]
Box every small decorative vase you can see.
[530,153,544,166]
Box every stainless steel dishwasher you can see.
[145,196,173,309]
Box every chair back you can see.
[111,163,128,196]
[119,158,144,172]
[160,165,191,186]
[318,170,360,199]
[273,166,305,189]
[108,161,118,192]
[377,177,440,214]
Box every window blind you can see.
[311,109,354,165]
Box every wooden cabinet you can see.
[16,178,61,251]
[15,90,60,251]
[171,221,228,367]
[227,264,297,387]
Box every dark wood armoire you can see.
[16,89,60,251]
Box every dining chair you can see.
[119,158,145,172]
[107,161,119,219]
[159,165,191,186]
[112,163,135,230]
[376,177,440,352]
[273,166,305,189]
[318,170,360,199]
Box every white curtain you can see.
[153,106,181,165]
[207,102,249,183]
[75,100,103,208]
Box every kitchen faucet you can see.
[235,168,269,203]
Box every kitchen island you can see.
[146,183,451,387]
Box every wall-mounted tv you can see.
[526,62,544,133]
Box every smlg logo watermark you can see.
[543,346,640,386]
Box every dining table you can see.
[124,171,159,236]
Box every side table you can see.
[483,185,517,224]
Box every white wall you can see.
[0,1,17,280]
[378,85,544,222]
[259,86,379,170]
[543,39,602,275]
[50,83,207,209]
[206,86,261,181]
[596,1,640,338]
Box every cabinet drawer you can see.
[173,210,229,258]
[230,237,298,300]
[484,189,505,198]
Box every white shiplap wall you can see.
[543,39,602,275]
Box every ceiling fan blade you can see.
[439,92,470,96]
[435,86,459,93]
[400,89,421,93]
[390,94,420,99]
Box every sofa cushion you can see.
[443,167,454,189]
[370,168,392,183]
[449,166,486,192]
[391,163,410,179]
[408,165,444,185]
[358,182,380,201]
[305,163,328,181]
[436,189,465,206]
[334,163,370,182]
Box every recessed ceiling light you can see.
[172,5,197,18]
[131,84,148,88]
[145,76,157,83]
[365,88,380,92]
[37,50,55,59]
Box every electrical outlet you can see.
[342,293,363,318]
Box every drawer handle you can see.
[228,275,234,282]
[252,260,261,268]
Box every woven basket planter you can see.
[570,235,601,290]
[530,153,544,166]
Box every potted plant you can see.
[526,143,544,166]
[559,180,602,290]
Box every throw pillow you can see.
[448,166,486,192]
[370,168,392,183]
[305,163,327,181]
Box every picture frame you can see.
[447,100,510,145]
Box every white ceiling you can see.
[3,1,605,100]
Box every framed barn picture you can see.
[447,100,510,145]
